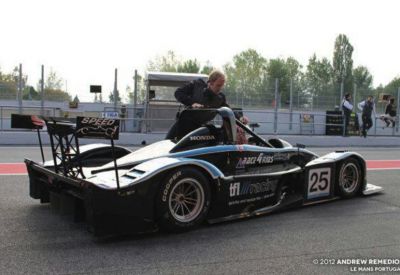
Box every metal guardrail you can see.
[1,105,399,137]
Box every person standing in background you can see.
[383,98,396,128]
[358,95,376,138]
[342,93,353,136]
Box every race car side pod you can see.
[110,137,120,191]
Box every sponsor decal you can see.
[189,135,216,141]
[228,193,275,206]
[236,153,274,169]
[80,117,116,126]
[162,171,182,202]
[76,117,120,139]
[273,152,290,162]
[229,179,278,198]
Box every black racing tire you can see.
[337,158,362,198]
[156,167,211,233]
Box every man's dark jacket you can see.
[175,79,229,109]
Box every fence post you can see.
[1,107,3,131]
[274,78,279,133]
[396,87,400,133]
[133,69,138,129]
[289,78,293,131]
[353,84,357,107]
[113,68,118,111]
[41,65,44,116]
[339,81,344,111]
[18,64,23,114]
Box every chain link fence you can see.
[1,68,400,137]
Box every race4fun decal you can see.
[236,153,274,169]
[162,171,182,202]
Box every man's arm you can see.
[175,81,196,106]
[343,100,353,111]
[357,101,365,111]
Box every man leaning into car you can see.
[166,70,230,140]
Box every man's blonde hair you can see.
[208,70,225,83]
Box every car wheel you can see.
[157,167,211,233]
[337,158,362,198]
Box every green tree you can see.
[200,61,213,75]
[44,88,71,101]
[265,57,303,105]
[332,34,354,93]
[305,55,333,95]
[177,59,200,73]
[224,49,267,107]
[23,86,39,100]
[109,90,121,103]
[353,66,373,100]
[45,69,63,90]
[383,77,400,97]
[35,69,70,101]
[147,50,180,72]
[304,54,334,108]
[128,73,146,104]
[0,66,28,100]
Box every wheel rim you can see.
[340,163,359,193]
[168,178,205,223]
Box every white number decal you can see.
[307,168,331,199]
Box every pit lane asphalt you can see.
[0,147,399,274]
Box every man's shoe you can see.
[362,130,367,138]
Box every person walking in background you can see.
[382,97,396,128]
[358,95,376,138]
[342,93,353,136]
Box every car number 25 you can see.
[307,167,331,199]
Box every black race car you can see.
[16,108,383,236]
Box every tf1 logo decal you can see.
[236,153,274,169]
[229,179,278,197]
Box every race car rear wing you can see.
[75,117,121,189]
[11,114,122,190]
[11,114,46,163]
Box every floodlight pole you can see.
[397,87,400,133]
[274,78,279,133]
[18,64,23,114]
[353,84,357,106]
[134,69,138,108]
[133,70,138,128]
[289,78,293,131]
[113,68,118,111]
[339,81,344,111]
[41,65,44,115]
